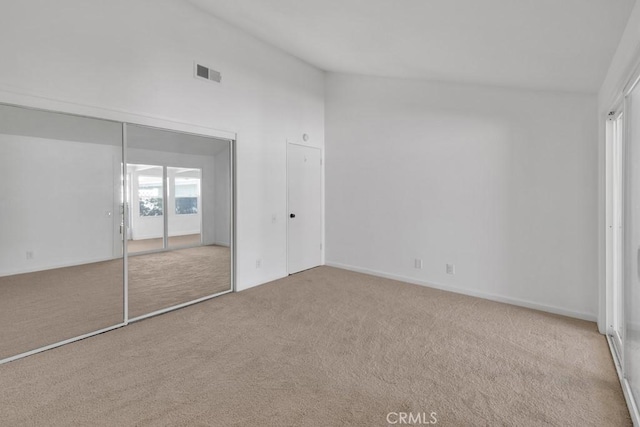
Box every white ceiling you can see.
[188,0,635,93]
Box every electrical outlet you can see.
[256,259,262,269]
[446,263,455,275]
[414,258,423,269]
[26,250,34,260]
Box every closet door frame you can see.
[606,106,624,366]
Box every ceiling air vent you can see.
[194,62,222,83]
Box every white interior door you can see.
[287,143,322,274]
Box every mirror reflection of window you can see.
[138,176,164,217]
[174,176,200,215]
[167,167,202,249]
[127,164,164,254]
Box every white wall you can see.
[0,135,121,276]
[168,168,203,238]
[0,105,123,275]
[0,0,324,291]
[214,146,232,246]
[325,73,598,320]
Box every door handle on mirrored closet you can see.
[290,214,296,218]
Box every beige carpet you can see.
[128,245,231,318]
[0,259,124,361]
[0,245,230,360]
[0,267,629,426]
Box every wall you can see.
[0,104,124,276]
[167,168,203,238]
[325,72,598,320]
[214,146,232,246]
[0,0,324,291]
[0,135,121,276]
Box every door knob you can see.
[290,213,296,218]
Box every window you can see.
[138,175,164,217]
[174,176,200,215]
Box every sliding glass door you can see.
[127,164,204,254]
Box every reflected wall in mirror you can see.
[0,105,124,360]
[168,167,202,249]
[126,125,231,319]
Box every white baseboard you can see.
[0,255,121,278]
[130,234,163,241]
[236,272,287,292]
[168,231,201,237]
[325,261,596,322]
[132,232,200,240]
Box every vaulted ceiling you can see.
[188,0,635,93]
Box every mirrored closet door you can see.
[624,77,640,414]
[0,105,233,363]
[126,124,232,320]
[0,104,125,360]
